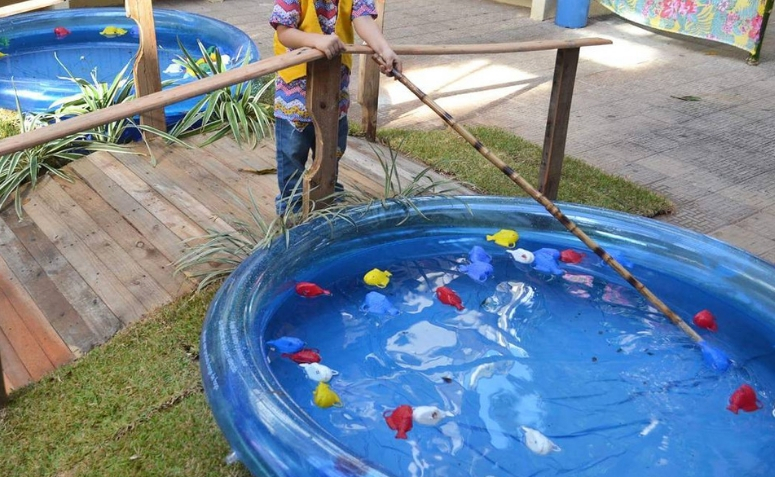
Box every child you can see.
[270,0,401,215]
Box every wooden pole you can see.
[370,54,704,345]
[356,0,386,141]
[538,48,579,200]
[303,56,342,219]
[125,0,167,133]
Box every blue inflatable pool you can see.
[0,8,258,124]
[202,196,775,476]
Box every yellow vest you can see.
[273,0,353,83]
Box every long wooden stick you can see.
[370,55,704,345]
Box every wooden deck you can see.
[0,136,472,394]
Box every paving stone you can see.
[634,153,698,178]
[708,224,775,256]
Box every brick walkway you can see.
[158,0,775,263]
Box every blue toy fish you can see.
[532,248,564,275]
[699,341,730,372]
[469,245,492,264]
[361,291,399,316]
[266,336,305,354]
[459,261,494,283]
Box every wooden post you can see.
[538,47,579,200]
[125,0,166,133]
[0,349,7,407]
[303,56,342,219]
[356,0,385,142]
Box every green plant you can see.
[168,41,274,148]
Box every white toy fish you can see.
[299,363,338,382]
[507,248,535,264]
[163,63,184,75]
[412,406,453,426]
[521,426,561,455]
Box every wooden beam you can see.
[125,0,166,133]
[356,0,385,142]
[0,0,65,18]
[538,47,580,200]
[303,56,342,218]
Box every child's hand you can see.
[379,48,402,76]
[313,34,346,59]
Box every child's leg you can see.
[275,118,315,215]
[334,116,349,194]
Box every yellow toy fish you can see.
[0,52,7,59]
[99,26,128,38]
[486,229,519,248]
[313,382,342,408]
[363,268,391,288]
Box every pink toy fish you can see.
[54,27,70,39]
[295,281,331,298]
[727,384,761,414]
[693,309,718,332]
[559,249,584,264]
[384,405,413,439]
[282,348,322,364]
[436,286,464,311]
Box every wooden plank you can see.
[0,328,30,393]
[23,180,148,325]
[0,0,64,18]
[69,159,188,265]
[56,175,192,297]
[0,213,102,355]
[304,56,342,217]
[0,282,55,380]
[88,151,206,241]
[356,0,386,141]
[33,179,171,315]
[538,48,580,201]
[2,209,122,341]
[125,0,167,132]
[0,254,73,366]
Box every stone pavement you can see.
[159,0,775,263]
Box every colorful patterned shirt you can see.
[270,0,377,125]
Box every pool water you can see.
[263,231,775,476]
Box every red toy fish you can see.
[559,249,584,264]
[384,405,413,439]
[282,348,322,364]
[54,27,70,39]
[436,286,464,311]
[727,384,761,414]
[693,309,718,332]
[295,281,331,298]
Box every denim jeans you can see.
[275,116,348,215]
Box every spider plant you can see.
[167,41,274,148]
[174,143,459,291]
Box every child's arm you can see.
[276,25,346,59]
[353,16,402,75]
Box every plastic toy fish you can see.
[469,245,492,264]
[0,52,7,59]
[436,286,464,311]
[313,382,342,408]
[699,341,730,372]
[54,27,70,39]
[727,384,761,414]
[282,348,322,364]
[266,336,304,354]
[693,309,718,332]
[99,26,128,38]
[412,406,453,426]
[559,249,584,264]
[361,291,399,316]
[506,248,535,264]
[486,229,519,248]
[364,268,391,288]
[521,426,561,455]
[295,281,331,298]
[532,248,564,275]
[300,363,338,382]
[459,261,494,283]
[384,405,413,439]
[607,250,634,269]
[163,63,184,75]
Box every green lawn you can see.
[0,120,673,476]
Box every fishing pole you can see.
[369,54,729,372]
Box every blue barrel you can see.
[555,0,591,28]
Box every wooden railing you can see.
[0,0,65,18]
